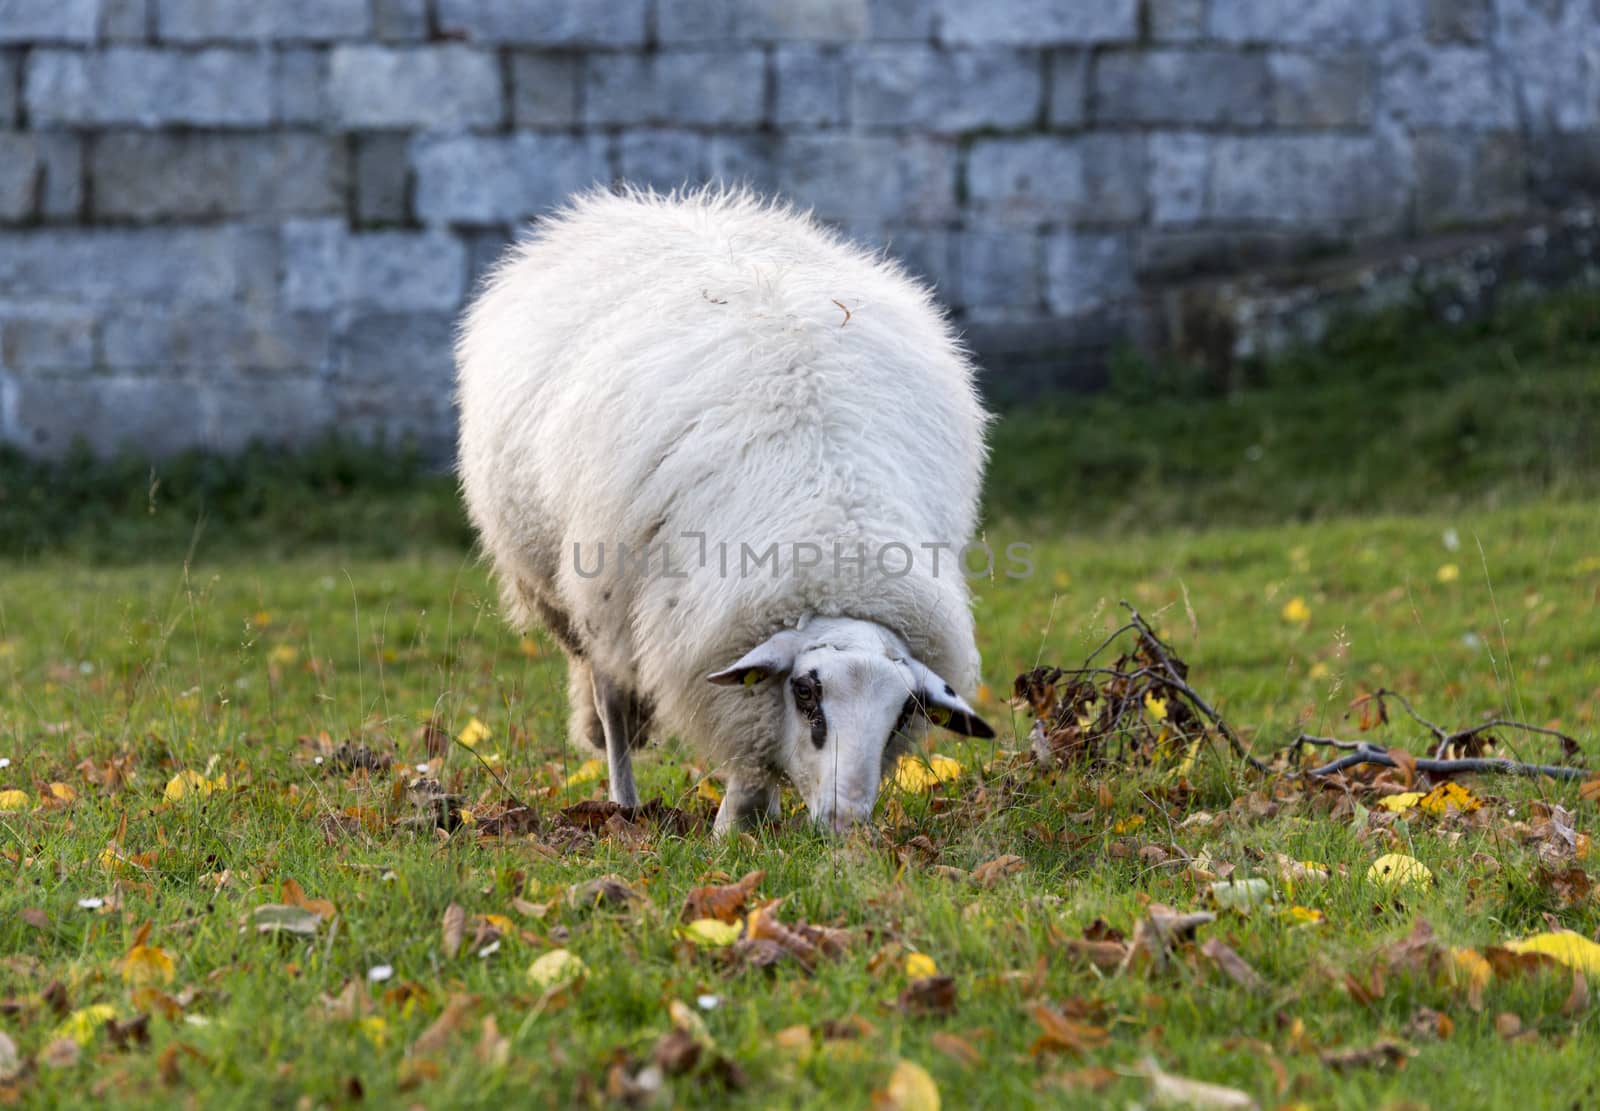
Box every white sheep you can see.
[455,186,994,834]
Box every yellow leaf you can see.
[677,919,742,948]
[47,782,76,803]
[164,769,225,801]
[1308,661,1331,680]
[882,1059,941,1111]
[268,644,299,667]
[359,1015,390,1046]
[0,789,30,812]
[1418,781,1480,816]
[564,758,606,788]
[1284,905,1324,925]
[1378,792,1424,813]
[1111,814,1145,834]
[518,636,542,658]
[457,718,491,748]
[893,755,963,793]
[695,779,723,805]
[55,1004,116,1046]
[1366,853,1433,888]
[1281,597,1311,625]
[252,610,273,627]
[1450,947,1492,991]
[1436,564,1460,583]
[121,944,175,987]
[526,948,586,990]
[905,952,939,978]
[1144,692,1168,721]
[1503,932,1600,975]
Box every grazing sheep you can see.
[456,187,994,834]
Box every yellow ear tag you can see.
[927,707,951,727]
[742,669,762,687]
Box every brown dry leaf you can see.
[0,1031,19,1083]
[1199,939,1265,994]
[20,908,49,931]
[1045,1065,1118,1093]
[568,875,644,910]
[1580,777,1600,805]
[972,854,1026,888]
[1063,938,1127,971]
[1484,946,1564,978]
[411,994,474,1056]
[898,976,957,1018]
[1143,1056,1257,1110]
[1319,1039,1414,1071]
[1122,905,1215,973]
[682,870,765,923]
[1028,1004,1109,1058]
[928,1031,981,1069]
[1494,1012,1523,1040]
[1404,1008,1454,1041]
[745,899,850,970]
[1534,865,1593,908]
[279,878,336,920]
[321,979,372,1020]
[441,904,466,959]
[774,1025,813,1054]
[1563,970,1590,1017]
[39,1037,80,1070]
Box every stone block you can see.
[26,48,274,128]
[1,312,95,369]
[1493,0,1599,131]
[0,133,82,222]
[967,135,1146,225]
[1208,135,1408,228]
[463,226,516,291]
[707,133,780,192]
[1148,0,1205,41]
[1048,50,1089,127]
[90,133,346,221]
[1044,232,1134,316]
[1149,132,1209,225]
[274,49,329,125]
[329,45,503,129]
[100,0,150,40]
[282,223,466,312]
[333,381,458,459]
[0,227,278,303]
[1414,129,1525,230]
[411,133,613,225]
[12,373,210,459]
[1093,48,1269,126]
[0,53,15,126]
[355,134,413,226]
[867,0,934,39]
[510,52,582,127]
[100,305,333,371]
[878,225,954,291]
[1210,0,1422,44]
[1267,52,1372,127]
[374,0,429,41]
[437,0,648,45]
[850,46,1042,130]
[1426,0,1490,43]
[210,377,331,452]
[1380,45,1515,129]
[157,0,370,41]
[660,0,869,43]
[585,50,767,127]
[938,0,1137,45]
[338,311,456,385]
[775,46,848,127]
[776,134,956,224]
[618,130,708,192]
[955,229,1040,318]
[0,0,99,42]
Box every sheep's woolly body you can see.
[456,187,990,780]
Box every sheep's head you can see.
[708,617,993,833]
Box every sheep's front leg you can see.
[713,779,780,837]
[590,671,640,809]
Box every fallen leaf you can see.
[253,904,321,936]
[1366,854,1432,889]
[971,854,1026,888]
[526,948,586,991]
[567,874,643,909]
[1199,939,1265,993]
[898,976,957,1017]
[904,952,938,979]
[679,918,742,948]
[411,994,474,1056]
[1144,1055,1258,1109]
[1210,878,1271,914]
[929,1031,980,1069]
[0,789,30,812]
[441,904,466,959]
[1377,792,1423,813]
[39,1037,80,1070]
[55,1004,116,1046]
[1495,1012,1523,1039]
[880,1059,940,1111]
[457,718,491,748]
[0,1031,19,1082]
[1501,931,1600,975]
[893,754,963,793]
[164,769,226,802]
[476,1014,510,1067]
[1029,1004,1109,1057]
[1563,970,1589,1017]
[1319,1038,1414,1071]
[681,870,765,923]
[120,944,176,987]
[563,757,604,787]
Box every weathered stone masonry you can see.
[0,0,1596,458]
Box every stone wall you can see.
[1,0,1597,458]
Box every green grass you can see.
[1,295,1599,1107]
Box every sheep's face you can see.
[709,618,993,833]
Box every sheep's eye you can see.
[791,673,821,713]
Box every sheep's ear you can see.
[905,658,995,738]
[707,630,803,686]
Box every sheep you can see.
[455,186,995,834]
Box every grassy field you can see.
[2,297,1599,1108]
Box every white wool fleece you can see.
[455,186,991,782]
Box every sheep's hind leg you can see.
[589,671,640,809]
[713,779,780,837]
